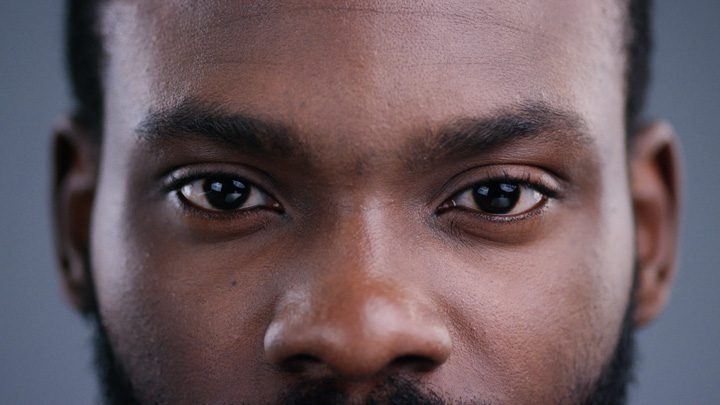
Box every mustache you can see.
[280,375,450,405]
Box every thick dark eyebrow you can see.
[136,99,307,158]
[404,102,593,169]
[136,99,592,169]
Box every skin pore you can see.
[53,0,681,404]
[88,273,638,404]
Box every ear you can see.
[52,117,99,314]
[630,120,683,327]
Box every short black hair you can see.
[65,0,652,138]
[66,0,104,135]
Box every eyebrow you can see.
[136,100,308,158]
[403,102,593,169]
[136,99,592,167]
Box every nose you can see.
[263,277,452,380]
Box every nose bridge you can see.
[263,202,451,379]
[331,193,409,271]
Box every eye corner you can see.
[439,196,551,224]
[166,170,284,216]
[437,177,554,220]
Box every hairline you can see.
[65,0,651,140]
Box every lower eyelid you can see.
[172,190,277,222]
[444,183,550,216]
[456,197,551,223]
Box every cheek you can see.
[441,211,634,402]
[89,176,282,402]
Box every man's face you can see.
[76,0,644,403]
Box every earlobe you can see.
[52,117,99,314]
[630,120,683,327]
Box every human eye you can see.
[439,171,559,220]
[169,171,281,214]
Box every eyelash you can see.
[482,172,559,198]
[164,170,282,220]
[164,169,559,224]
[438,171,560,219]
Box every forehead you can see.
[101,0,626,152]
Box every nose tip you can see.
[264,295,452,380]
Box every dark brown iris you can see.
[473,182,520,214]
[202,177,249,210]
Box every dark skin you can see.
[53,0,681,403]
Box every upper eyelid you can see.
[449,174,561,201]
[159,162,281,192]
[164,170,285,207]
[163,168,271,196]
[430,164,564,205]
[163,171,239,192]
[173,175,286,216]
[163,166,561,211]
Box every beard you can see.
[88,304,636,405]
[87,278,636,405]
[280,302,637,405]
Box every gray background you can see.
[1,1,718,403]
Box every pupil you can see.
[473,182,520,214]
[202,177,249,210]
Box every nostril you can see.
[281,353,324,373]
[389,355,440,373]
[265,290,453,380]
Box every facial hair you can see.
[87,274,636,405]
[276,304,636,405]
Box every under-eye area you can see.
[431,165,567,243]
